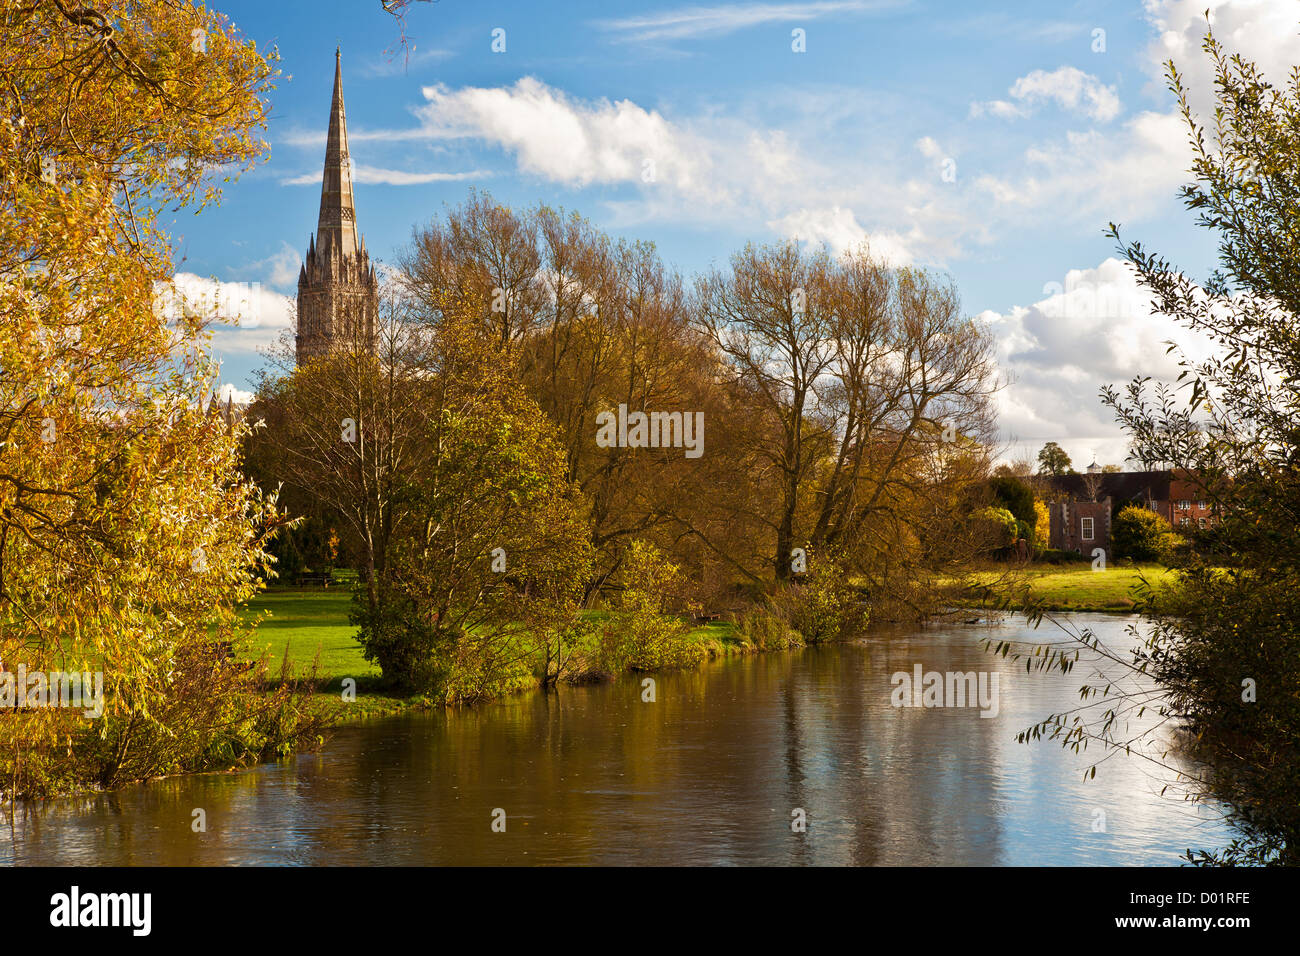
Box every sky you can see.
[174,0,1300,469]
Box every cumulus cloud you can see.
[982,257,1220,466]
[416,76,857,230]
[768,206,914,263]
[972,66,1121,122]
[1144,0,1300,118]
[155,273,294,355]
[973,110,1190,225]
[418,78,706,192]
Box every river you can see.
[0,612,1234,865]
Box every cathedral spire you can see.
[316,47,358,258]
[297,49,377,367]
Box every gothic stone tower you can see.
[296,49,378,365]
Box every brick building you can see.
[1049,496,1114,560]
[1044,468,1216,558]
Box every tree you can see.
[1033,499,1050,548]
[248,286,427,615]
[401,194,750,604]
[988,475,1036,527]
[1016,25,1300,865]
[695,240,999,598]
[1036,442,1073,476]
[992,455,1034,478]
[972,506,1017,553]
[0,1,325,797]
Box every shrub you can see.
[600,541,702,670]
[972,506,1018,553]
[1036,548,1091,565]
[352,586,450,693]
[1112,505,1174,562]
[777,551,865,643]
[734,605,802,650]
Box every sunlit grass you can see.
[960,562,1179,611]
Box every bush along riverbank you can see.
[246,552,867,725]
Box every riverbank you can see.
[951,562,1177,613]
[240,588,755,722]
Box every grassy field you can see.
[241,588,377,679]
[239,588,745,680]
[959,562,1178,612]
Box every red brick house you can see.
[1044,468,1217,559]
[1049,496,1113,559]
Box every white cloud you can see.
[983,257,1221,466]
[263,241,302,289]
[418,78,705,191]
[769,206,914,263]
[973,110,1190,224]
[410,78,998,264]
[972,66,1121,122]
[914,135,943,159]
[968,1,1300,239]
[215,383,255,406]
[592,0,904,43]
[155,273,294,355]
[969,99,1026,120]
[1143,0,1300,118]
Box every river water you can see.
[1,613,1234,865]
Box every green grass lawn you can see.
[240,589,744,679]
[241,588,377,679]
[962,562,1179,612]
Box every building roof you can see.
[1046,470,1173,502]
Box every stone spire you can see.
[295,48,378,366]
[316,47,358,259]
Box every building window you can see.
[1081,517,1094,541]
[1196,500,1207,510]
[1198,517,1206,528]
[1148,500,1159,511]
[1177,499,1191,510]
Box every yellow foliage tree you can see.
[0,1,310,796]
[1034,499,1050,550]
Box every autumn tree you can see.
[0,0,324,796]
[401,194,755,602]
[695,241,998,605]
[247,286,429,614]
[352,292,593,698]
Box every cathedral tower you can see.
[296,49,378,365]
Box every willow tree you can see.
[1008,27,1300,866]
[0,1,304,796]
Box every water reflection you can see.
[1,614,1233,865]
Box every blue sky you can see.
[179,0,1300,467]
